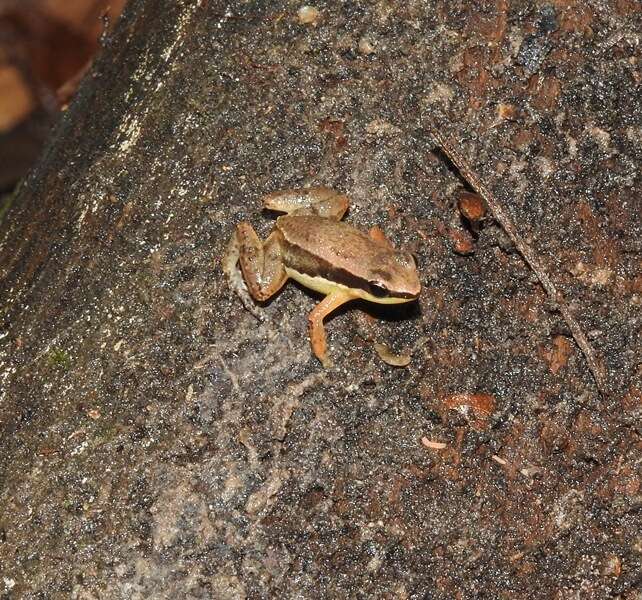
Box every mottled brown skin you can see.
[223,187,421,367]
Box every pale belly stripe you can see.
[284,267,412,305]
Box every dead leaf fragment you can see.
[458,191,487,223]
[540,335,573,375]
[448,228,475,255]
[374,343,411,367]
[442,393,496,430]
[319,118,347,150]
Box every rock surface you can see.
[0,1,640,597]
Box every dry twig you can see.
[428,124,607,396]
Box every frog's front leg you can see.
[308,291,355,367]
[263,187,349,220]
[224,223,288,318]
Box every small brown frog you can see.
[224,187,421,367]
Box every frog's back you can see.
[277,215,392,280]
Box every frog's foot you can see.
[308,291,354,368]
[222,229,264,320]
[229,277,266,321]
[223,223,287,319]
[262,187,349,220]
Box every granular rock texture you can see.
[0,1,640,598]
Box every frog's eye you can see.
[369,282,389,297]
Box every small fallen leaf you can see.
[374,342,411,367]
[442,393,496,430]
[457,191,487,223]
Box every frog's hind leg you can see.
[262,187,349,220]
[308,290,354,368]
[235,223,288,302]
[224,223,287,319]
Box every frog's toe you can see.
[319,354,333,369]
[239,293,266,321]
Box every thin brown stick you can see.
[428,125,607,396]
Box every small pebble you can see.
[358,37,375,55]
[497,103,517,120]
[298,6,320,25]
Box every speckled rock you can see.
[0,1,640,598]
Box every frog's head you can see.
[365,251,421,304]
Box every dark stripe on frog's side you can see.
[281,237,411,299]
[280,237,367,290]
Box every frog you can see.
[223,187,421,367]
